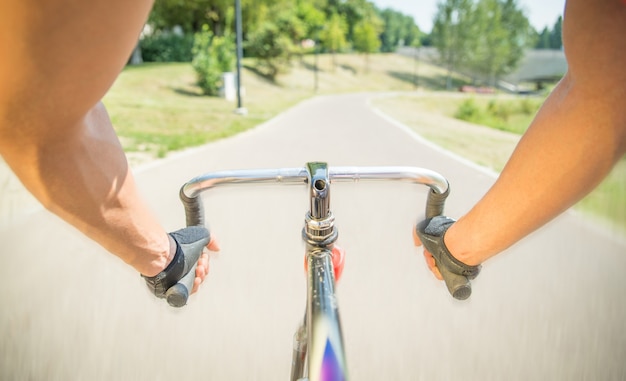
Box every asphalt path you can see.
[1,93,625,380]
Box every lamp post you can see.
[413,45,420,90]
[234,0,247,115]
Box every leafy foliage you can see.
[245,22,294,80]
[467,0,533,85]
[353,20,381,54]
[321,13,349,53]
[353,18,382,72]
[191,26,236,95]
[432,0,475,89]
[535,16,562,49]
[432,0,533,87]
[140,32,194,62]
[379,9,421,52]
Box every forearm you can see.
[0,103,172,276]
[446,74,625,265]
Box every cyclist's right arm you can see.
[0,0,215,301]
[417,0,626,279]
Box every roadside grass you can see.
[453,97,545,135]
[575,158,626,232]
[373,93,626,234]
[103,62,304,162]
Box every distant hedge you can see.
[140,33,194,62]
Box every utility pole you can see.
[413,46,420,90]
[234,0,247,115]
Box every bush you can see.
[518,98,540,115]
[455,98,481,122]
[140,32,194,62]
[487,100,512,121]
[191,26,236,96]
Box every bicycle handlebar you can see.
[180,166,449,224]
[173,166,469,306]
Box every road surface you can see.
[1,93,625,380]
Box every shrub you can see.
[518,98,540,115]
[455,98,481,122]
[191,26,236,96]
[140,32,194,62]
[488,100,512,122]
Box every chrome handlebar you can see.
[171,164,452,308]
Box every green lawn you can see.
[104,63,303,159]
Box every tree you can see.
[535,26,551,49]
[431,0,474,89]
[245,21,293,80]
[549,15,562,49]
[149,0,232,34]
[379,9,403,52]
[499,0,533,73]
[467,0,532,85]
[402,16,422,48]
[320,12,348,69]
[379,9,420,52]
[335,0,376,42]
[353,19,382,72]
[297,2,327,39]
[244,6,305,80]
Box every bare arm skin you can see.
[419,0,626,277]
[0,0,213,282]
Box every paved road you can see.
[1,93,625,380]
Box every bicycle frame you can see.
[176,162,450,381]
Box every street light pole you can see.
[235,0,247,114]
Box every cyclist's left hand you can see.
[142,226,220,300]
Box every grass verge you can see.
[373,93,626,234]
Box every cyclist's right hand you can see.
[414,216,481,300]
[142,226,219,306]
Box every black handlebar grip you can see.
[425,183,450,219]
[438,265,472,300]
[180,187,205,227]
[165,261,197,307]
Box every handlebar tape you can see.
[180,188,205,227]
[425,183,449,219]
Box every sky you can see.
[370,0,565,33]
